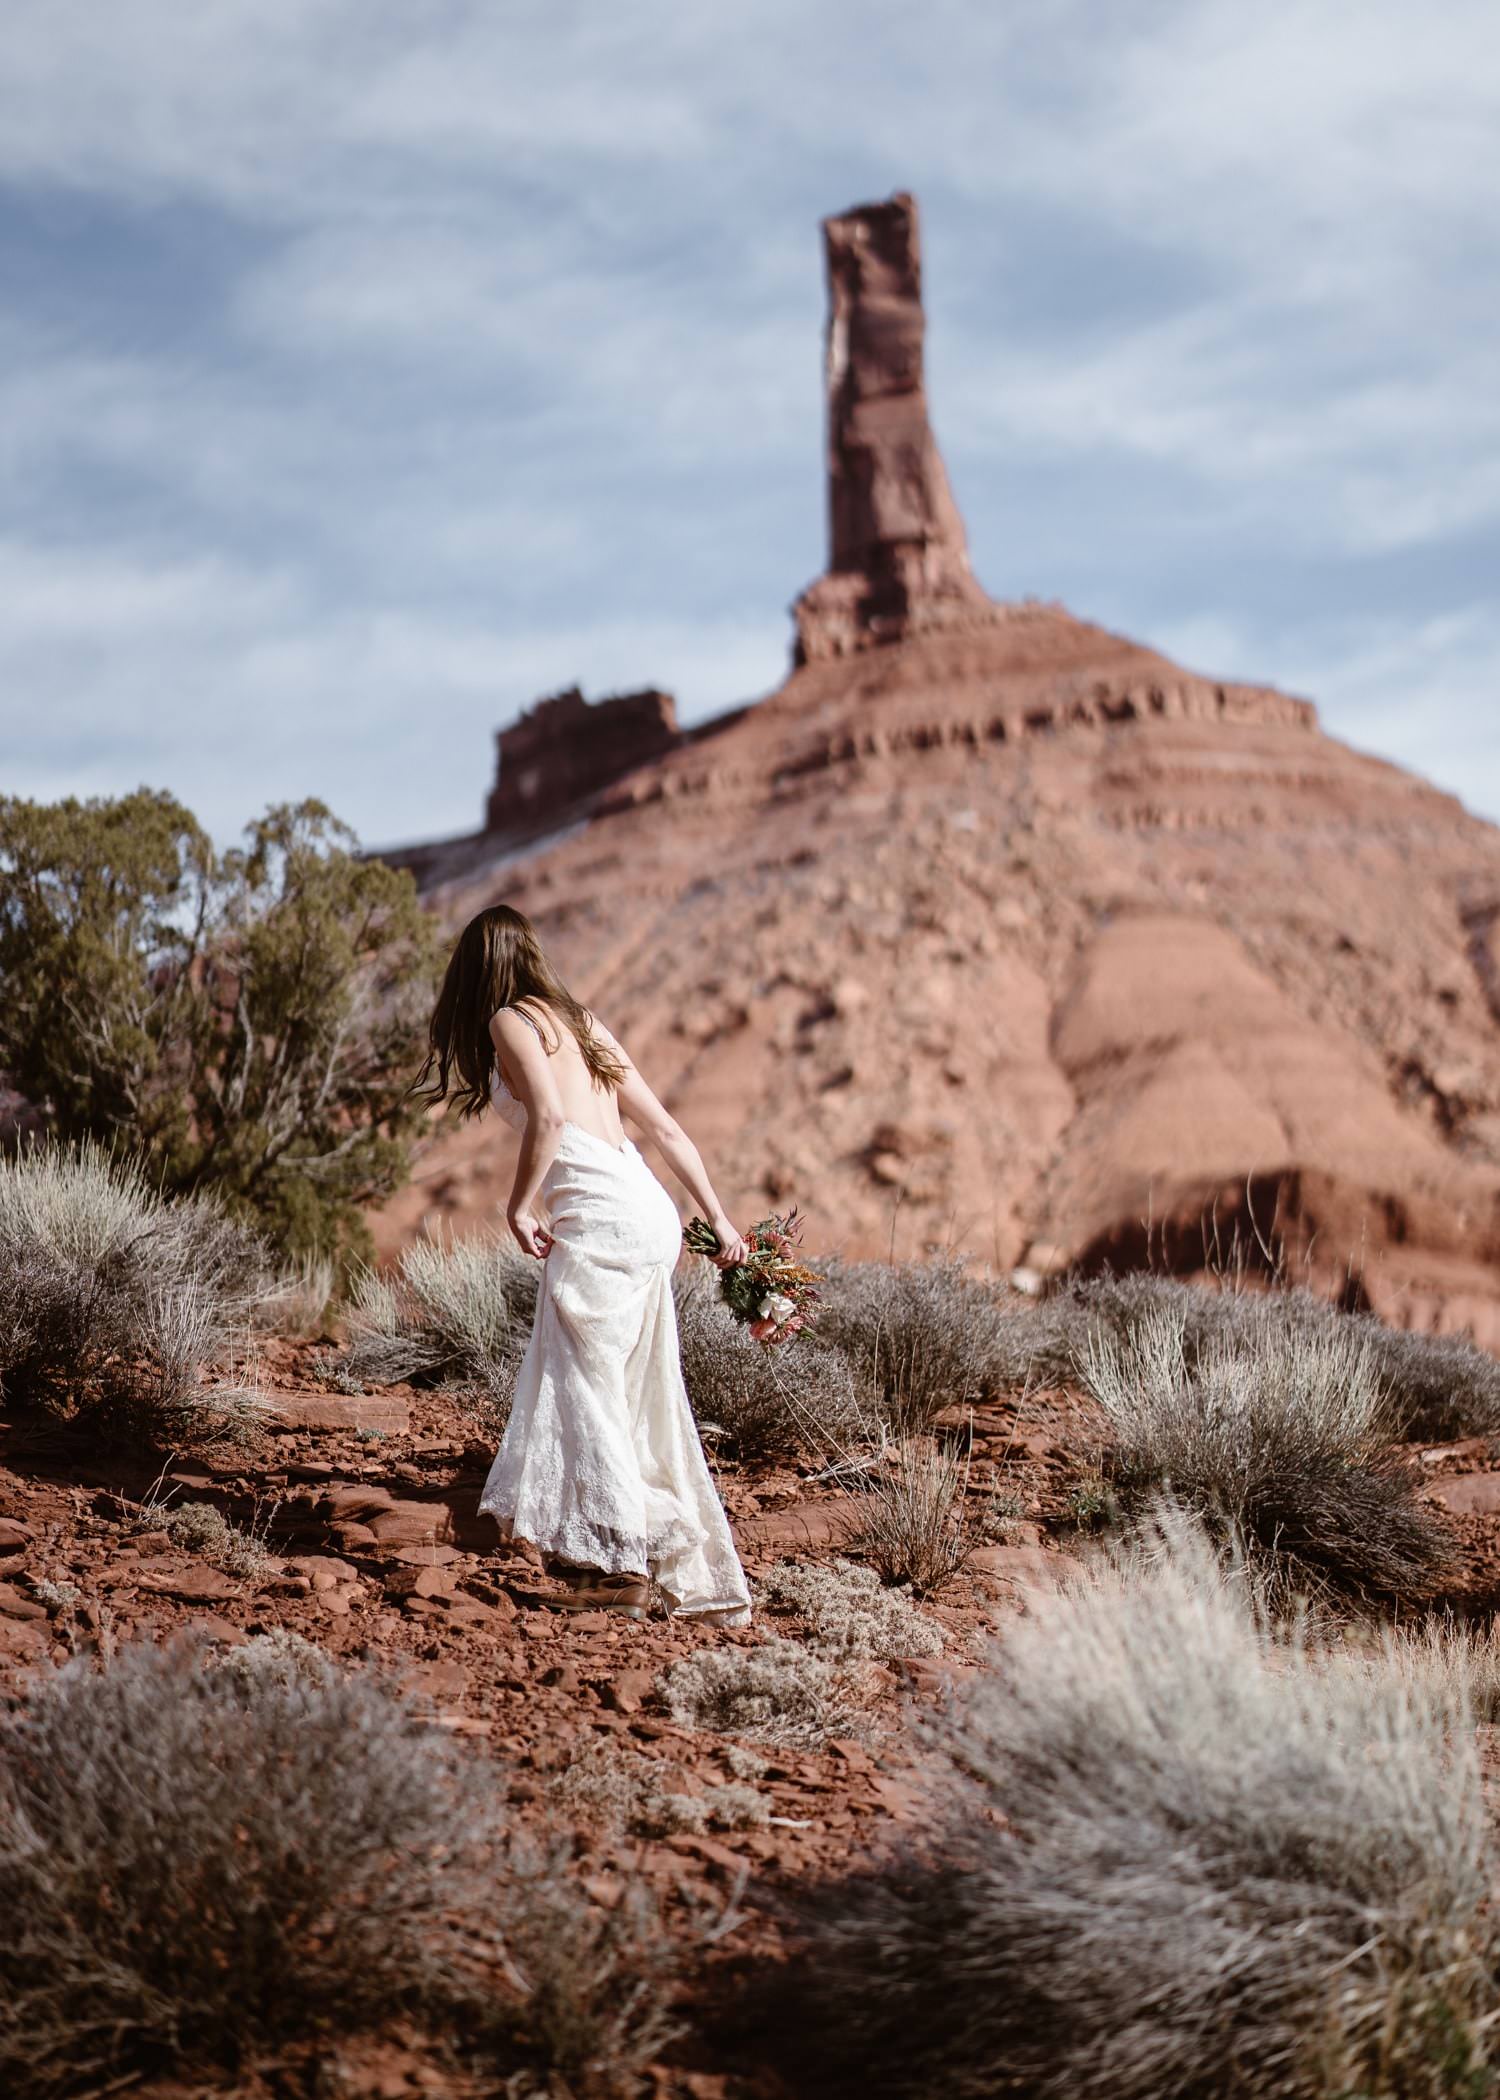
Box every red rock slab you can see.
[0,1518,34,1556]
[736,1501,858,1554]
[0,1581,47,1622]
[1419,1438,1495,1467]
[365,1503,457,1550]
[967,1542,1062,1589]
[135,1563,244,1603]
[266,1393,411,1435]
[1430,1473,1500,1515]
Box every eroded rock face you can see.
[483,685,679,832]
[377,191,1500,1342]
[793,191,998,663]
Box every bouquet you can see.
[683,1207,823,1345]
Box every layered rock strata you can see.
[375,194,1500,1343]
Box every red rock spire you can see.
[793,191,995,663]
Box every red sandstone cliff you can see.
[376,194,1500,1345]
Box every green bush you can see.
[0,790,442,1264]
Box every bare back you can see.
[498,997,628,1149]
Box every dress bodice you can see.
[489,1068,528,1132]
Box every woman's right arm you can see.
[595,1018,748,1265]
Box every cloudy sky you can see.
[3,0,1497,850]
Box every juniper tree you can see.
[0,789,442,1262]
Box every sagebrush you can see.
[1078,1301,1457,1601]
[759,1557,944,1661]
[342,1229,535,1409]
[675,1262,864,1456]
[1025,1270,1500,1440]
[0,1140,268,1446]
[0,1639,678,2097]
[780,1518,1498,2100]
[659,1636,852,1745]
[815,1256,1021,1430]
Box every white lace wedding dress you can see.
[479,1073,752,1625]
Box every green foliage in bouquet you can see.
[684,1207,822,1345]
[0,789,444,1266]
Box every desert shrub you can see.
[1348,1615,1500,1725]
[1021,1271,1500,1440]
[659,1636,851,1746]
[847,1440,974,1596]
[0,1639,678,2098]
[1355,1318,1500,1442]
[342,1229,535,1406]
[760,1557,944,1660]
[484,1831,682,2091]
[211,1625,330,1691]
[552,1741,770,1838]
[1078,1302,1457,1601]
[148,1500,278,1578]
[0,790,442,1264]
[0,1140,267,1447]
[0,1638,503,2093]
[782,1520,1498,2100]
[816,1256,1017,1430]
[253,1254,337,1338]
[674,1263,866,1456]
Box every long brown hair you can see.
[412,904,625,1120]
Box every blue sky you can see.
[2,0,1497,850]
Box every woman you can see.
[414,904,753,1626]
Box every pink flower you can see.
[749,1315,776,1341]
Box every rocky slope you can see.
[6,1354,1500,2097]
[380,192,1500,1342]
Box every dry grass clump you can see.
[148,1499,279,1579]
[485,1831,682,2091]
[0,1140,268,1447]
[815,1256,1017,1431]
[1358,1318,1500,1442]
[252,1253,337,1338]
[760,1557,944,1661]
[341,1228,534,1408]
[674,1264,865,1456]
[847,1440,974,1597]
[552,1741,770,1838]
[1344,1614,1500,1725]
[659,1637,852,1746]
[1024,1270,1500,1441]
[782,1521,1498,2100]
[1078,1302,1457,1602]
[0,1639,679,2098]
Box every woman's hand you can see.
[507,1205,554,1260]
[709,1215,748,1266]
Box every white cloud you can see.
[0,0,1495,848]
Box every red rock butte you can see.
[381,193,1500,1345]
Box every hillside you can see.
[380,193,1500,1342]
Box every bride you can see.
[415,903,753,1626]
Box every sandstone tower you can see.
[793,191,997,663]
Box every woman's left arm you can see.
[490,1009,564,1258]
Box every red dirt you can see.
[4,1356,1498,2096]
